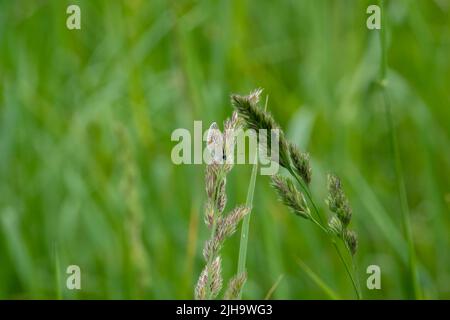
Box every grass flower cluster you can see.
[232,89,361,298]
[195,112,250,300]
[326,174,358,256]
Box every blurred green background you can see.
[0,0,449,299]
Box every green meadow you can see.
[0,0,449,299]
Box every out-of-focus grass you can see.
[0,0,449,299]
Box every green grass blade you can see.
[379,0,422,299]
[236,153,258,298]
[348,171,407,261]
[54,243,62,300]
[236,95,269,298]
[264,274,284,300]
[296,259,340,300]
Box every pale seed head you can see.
[208,256,223,299]
[194,266,208,300]
[224,272,247,300]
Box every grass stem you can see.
[379,0,421,299]
[236,96,268,298]
[54,243,62,300]
[236,157,258,291]
[332,242,361,299]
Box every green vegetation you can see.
[0,0,449,299]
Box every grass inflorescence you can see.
[195,112,250,300]
[232,89,362,299]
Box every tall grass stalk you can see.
[54,243,62,300]
[379,0,421,299]
[236,149,258,298]
[236,95,268,298]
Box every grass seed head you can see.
[203,238,220,262]
[345,230,358,255]
[271,175,310,219]
[205,164,227,213]
[204,200,214,228]
[197,114,249,299]
[195,266,208,300]
[289,143,312,185]
[205,164,219,199]
[326,174,352,226]
[224,272,247,300]
[231,90,291,169]
[216,206,250,241]
[216,178,227,213]
[208,256,223,299]
[223,111,241,172]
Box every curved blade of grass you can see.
[296,259,340,300]
[264,274,284,300]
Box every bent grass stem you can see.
[288,167,361,299]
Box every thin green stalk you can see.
[379,0,421,299]
[236,156,258,298]
[341,229,362,298]
[54,244,62,300]
[264,275,284,300]
[309,216,328,234]
[332,241,361,299]
[296,259,340,300]
[308,207,360,299]
[350,251,362,297]
[236,96,268,298]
